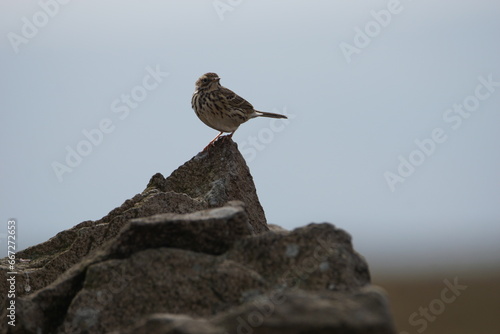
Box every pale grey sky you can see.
[1,0,499,275]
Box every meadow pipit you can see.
[191,72,287,150]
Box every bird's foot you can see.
[201,132,234,152]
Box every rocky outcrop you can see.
[0,139,266,315]
[118,287,394,334]
[0,138,396,334]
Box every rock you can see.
[61,247,265,333]
[0,139,267,320]
[7,211,391,334]
[225,222,370,292]
[104,200,254,258]
[212,287,395,334]
[147,137,268,233]
[267,224,288,232]
[116,288,396,334]
[0,137,397,334]
[116,314,222,334]
[6,202,259,334]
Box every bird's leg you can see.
[202,132,224,152]
[219,131,235,143]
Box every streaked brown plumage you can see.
[191,72,287,150]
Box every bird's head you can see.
[195,72,221,91]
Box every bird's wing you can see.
[220,86,255,111]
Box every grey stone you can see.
[225,223,371,292]
[212,287,396,334]
[4,203,258,334]
[61,247,266,333]
[115,314,223,334]
[0,138,396,334]
[0,139,267,325]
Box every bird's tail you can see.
[255,111,288,119]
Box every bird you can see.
[191,72,287,150]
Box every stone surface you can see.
[0,137,396,334]
[212,287,395,334]
[147,137,268,233]
[61,248,264,333]
[105,201,254,258]
[225,222,370,292]
[6,202,259,334]
[116,314,222,334]
[0,139,266,319]
[5,209,393,334]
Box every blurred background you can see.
[1,1,499,333]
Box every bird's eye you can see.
[202,78,208,83]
